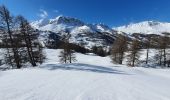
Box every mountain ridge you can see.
[32,16,116,49]
[32,16,170,35]
[114,21,170,35]
[31,16,170,50]
[31,16,114,34]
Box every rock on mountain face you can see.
[31,16,116,49]
[114,21,170,35]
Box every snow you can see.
[31,18,50,29]
[95,24,113,34]
[31,16,85,33]
[32,16,114,36]
[71,25,95,34]
[115,21,170,35]
[0,49,170,100]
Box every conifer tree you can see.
[17,16,45,66]
[59,31,76,63]
[127,38,141,67]
[111,34,128,64]
[0,5,22,68]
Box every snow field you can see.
[0,49,170,100]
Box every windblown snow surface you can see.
[0,49,170,100]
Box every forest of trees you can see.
[0,5,45,69]
[111,33,170,67]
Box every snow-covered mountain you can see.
[31,16,116,49]
[32,16,114,34]
[32,16,170,49]
[32,16,85,33]
[115,21,170,35]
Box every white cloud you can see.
[54,10,59,13]
[38,9,48,19]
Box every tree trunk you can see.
[160,50,162,66]
[163,49,166,67]
[20,20,36,67]
[3,7,21,68]
[132,53,135,67]
[146,48,149,64]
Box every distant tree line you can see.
[46,31,110,58]
[0,5,45,69]
[46,35,90,54]
[111,33,170,67]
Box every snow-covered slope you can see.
[115,21,170,35]
[0,49,170,100]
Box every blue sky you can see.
[1,0,170,27]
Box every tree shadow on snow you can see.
[41,63,130,75]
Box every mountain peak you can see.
[31,15,85,29]
[115,21,170,34]
[49,16,85,26]
[127,21,161,27]
[31,18,49,28]
[31,15,115,34]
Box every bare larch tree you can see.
[0,5,22,68]
[111,34,128,64]
[59,31,76,63]
[127,38,141,67]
